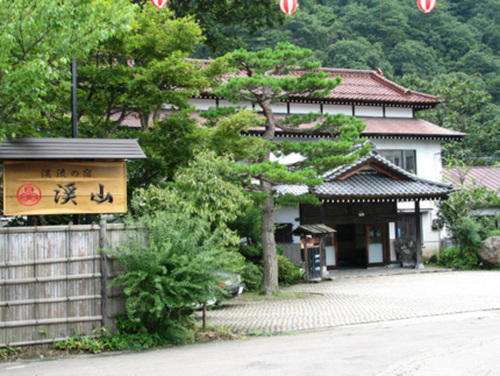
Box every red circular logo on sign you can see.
[16,183,42,206]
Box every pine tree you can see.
[213,43,370,294]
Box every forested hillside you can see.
[236,0,498,101]
[218,0,499,165]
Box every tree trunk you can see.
[139,111,149,132]
[259,97,280,295]
[261,179,279,295]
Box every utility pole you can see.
[71,59,79,224]
[71,59,78,139]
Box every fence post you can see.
[99,217,108,329]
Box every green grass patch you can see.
[50,324,245,357]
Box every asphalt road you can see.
[2,311,500,376]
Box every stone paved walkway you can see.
[194,269,500,334]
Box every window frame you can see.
[378,149,416,174]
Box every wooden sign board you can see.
[3,161,127,215]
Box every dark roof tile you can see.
[276,152,457,201]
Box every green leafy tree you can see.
[276,12,332,52]
[74,7,208,137]
[0,0,136,136]
[133,150,250,242]
[324,38,393,74]
[228,202,264,290]
[389,41,441,78]
[73,7,234,197]
[128,112,199,191]
[212,42,369,294]
[400,73,500,165]
[131,0,283,55]
[454,48,499,77]
[439,161,500,266]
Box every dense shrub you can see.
[489,230,500,237]
[106,211,244,344]
[278,255,302,286]
[450,217,492,254]
[437,247,479,270]
[241,261,263,291]
[239,244,263,265]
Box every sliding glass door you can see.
[367,224,386,265]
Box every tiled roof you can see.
[443,166,500,191]
[312,174,454,200]
[289,68,440,105]
[134,59,441,106]
[211,66,441,106]
[265,117,465,141]
[276,184,309,196]
[276,152,457,202]
[242,116,465,141]
[0,138,146,160]
[363,118,465,140]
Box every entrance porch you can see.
[276,151,458,270]
[301,202,394,269]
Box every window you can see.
[275,223,293,243]
[379,150,416,173]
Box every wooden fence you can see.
[0,222,137,347]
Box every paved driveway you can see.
[195,270,500,334]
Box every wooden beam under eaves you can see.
[337,162,405,181]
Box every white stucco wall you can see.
[270,152,306,165]
[271,102,288,114]
[290,103,321,114]
[422,210,442,256]
[189,98,216,110]
[385,107,413,118]
[323,104,353,115]
[355,105,384,117]
[218,99,253,110]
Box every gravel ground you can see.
[194,270,500,334]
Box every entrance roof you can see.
[276,152,458,203]
[292,224,336,235]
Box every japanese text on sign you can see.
[3,161,127,215]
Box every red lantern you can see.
[151,0,168,9]
[280,0,297,15]
[417,0,436,13]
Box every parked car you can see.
[215,271,245,300]
[192,271,245,309]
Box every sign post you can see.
[3,161,127,216]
